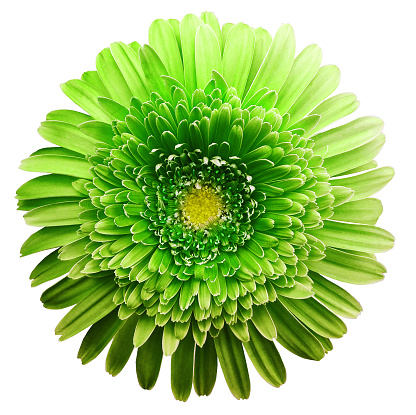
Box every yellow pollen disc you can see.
[181,186,224,229]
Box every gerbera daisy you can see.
[17,11,394,401]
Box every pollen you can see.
[181,184,224,229]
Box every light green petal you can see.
[29,147,83,158]
[46,109,93,125]
[285,65,340,128]
[305,247,386,285]
[96,47,132,107]
[337,160,378,176]
[16,174,83,200]
[313,116,384,157]
[273,281,315,299]
[20,154,91,179]
[309,220,394,253]
[148,19,185,85]
[97,97,129,121]
[30,249,78,287]
[162,322,180,355]
[167,19,181,55]
[79,120,114,145]
[323,133,385,176]
[309,271,362,319]
[109,42,149,102]
[180,14,204,91]
[330,167,394,200]
[275,44,322,115]
[305,93,359,137]
[17,196,82,212]
[244,24,295,103]
[229,320,250,342]
[21,225,80,256]
[195,24,222,89]
[133,313,156,347]
[201,11,222,51]
[244,28,273,97]
[222,23,255,97]
[251,304,277,340]
[61,79,112,123]
[221,23,234,51]
[139,45,169,100]
[81,70,111,97]
[331,198,383,225]
[24,201,84,227]
[288,114,321,136]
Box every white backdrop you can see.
[2,0,415,414]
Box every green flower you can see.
[17,12,394,401]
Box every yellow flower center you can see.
[181,184,224,229]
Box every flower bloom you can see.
[17,12,394,400]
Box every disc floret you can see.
[180,183,225,229]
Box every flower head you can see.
[17,12,394,401]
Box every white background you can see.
[1,0,415,413]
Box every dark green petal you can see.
[55,278,117,340]
[106,314,139,376]
[193,335,217,396]
[136,326,164,389]
[267,299,325,360]
[171,330,195,401]
[244,321,286,387]
[214,324,250,399]
[78,309,124,364]
[278,296,347,339]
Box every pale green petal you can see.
[61,79,112,123]
[275,44,322,115]
[222,23,255,97]
[305,93,359,137]
[21,225,81,256]
[284,65,340,128]
[313,116,384,157]
[109,42,149,102]
[20,154,92,179]
[195,24,222,89]
[96,47,132,107]
[309,272,362,319]
[180,14,204,91]
[244,24,295,103]
[331,198,383,225]
[16,174,83,200]
[46,109,93,125]
[148,19,185,85]
[24,201,84,227]
[305,247,386,285]
[38,120,99,155]
[308,220,394,253]
[323,133,385,176]
[330,167,394,200]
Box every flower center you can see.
[180,184,224,229]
